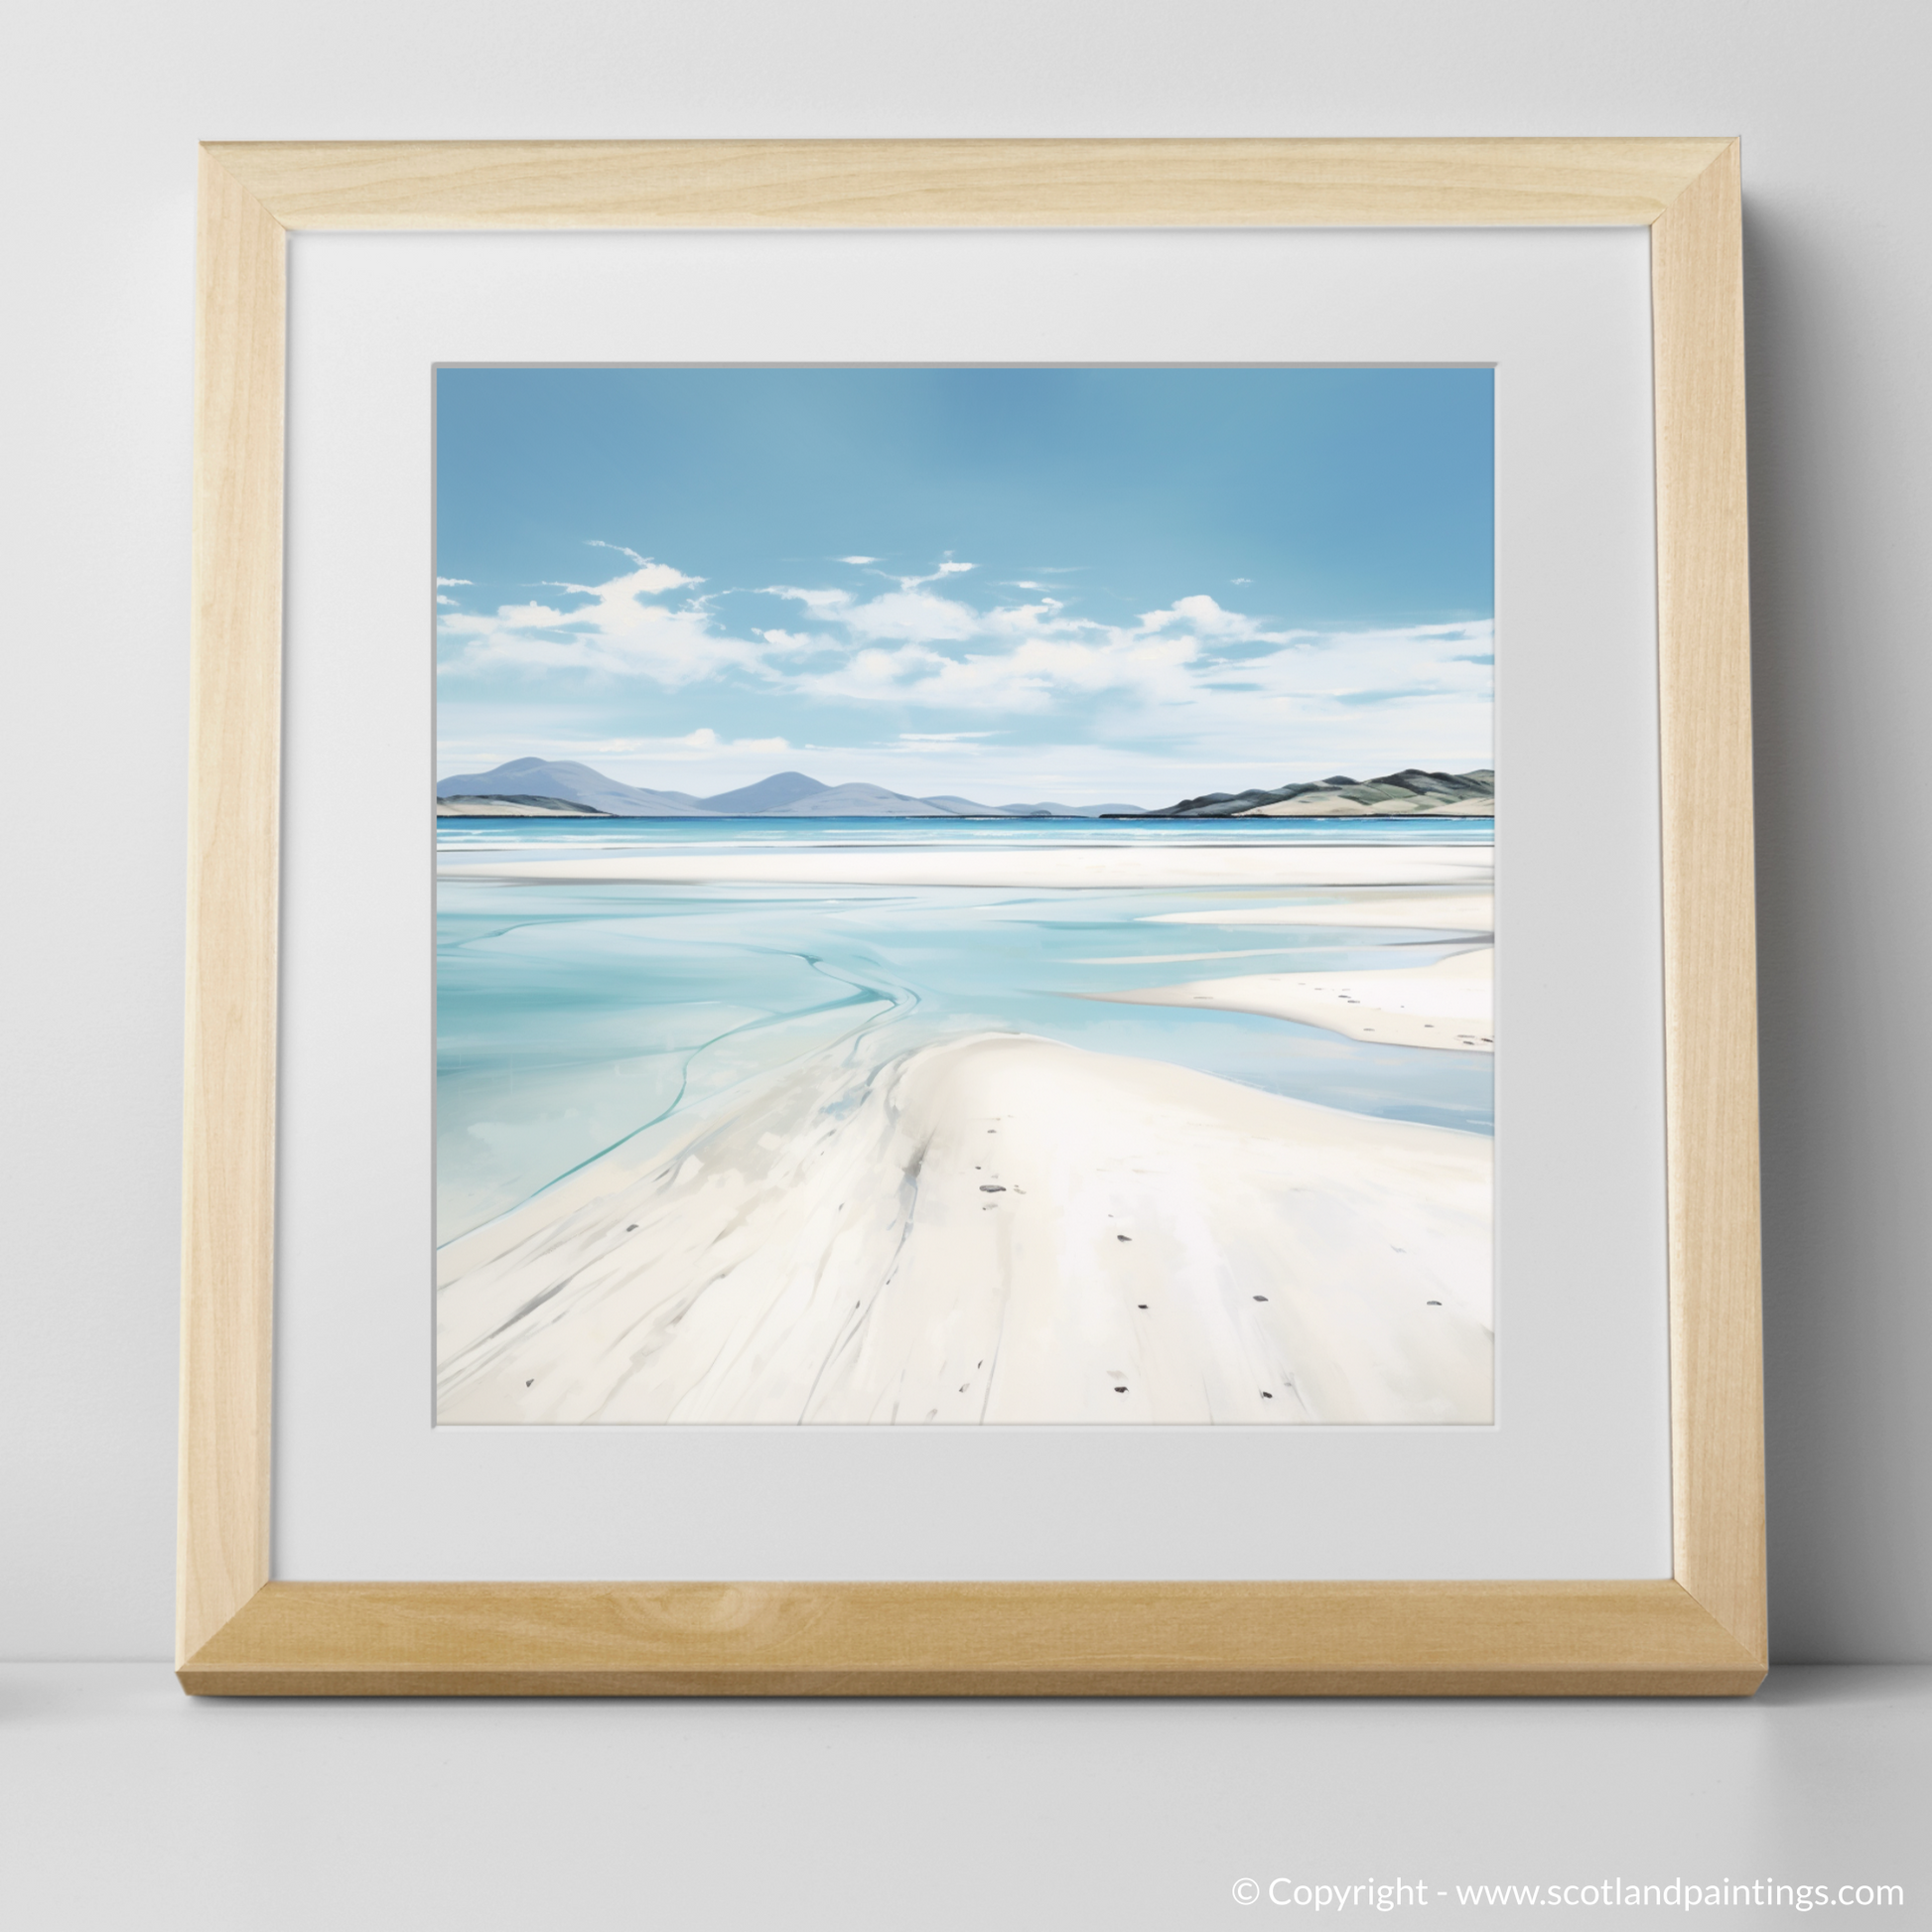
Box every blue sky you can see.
[436,366,1492,804]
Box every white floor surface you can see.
[1,1665,1926,1928]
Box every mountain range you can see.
[435,759,1148,818]
[1113,767,1494,818]
[435,757,1492,820]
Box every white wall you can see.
[4,0,1926,1661]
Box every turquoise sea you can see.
[436,817,1495,1242]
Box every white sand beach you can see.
[1087,947,1493,1052]
[1148,890,1493,933]
[440,844,1493,893]
[437,1032,1492,1427]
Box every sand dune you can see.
[437,1033,1492,1427]
[440,844,1493,893]
[1148,891,1492,933]
[1089,948,1493,1052]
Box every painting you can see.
[433,365,1494,1426]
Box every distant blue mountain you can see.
[766,782,956,818]
[437,758,715,816]
[699,770,832,814]
[436,758,1151,818]
[993,800,1153,818]
[922,794,1047,818]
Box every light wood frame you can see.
[181,138,1762,1696]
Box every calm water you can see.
[436,817,1495,1241]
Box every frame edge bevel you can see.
[1649,140,1767,1664]
[177,1580,1766,1698]
[179,148,287,1667]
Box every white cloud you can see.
[765,584,984,644]
[847,590,986,642]
[437,542,1492,786]
[791,626,1204,714]
[501,729,792,767]
[664,728,791,758]
[438,556,756,686]
[436,576,472,587]
[837,555,879,565]
[757,627,843,657]
[761,588,1311,714]
[889,556,976,591]
[1142,594,1291,641]
[547,559,699,599]
[1164,620,1495,765]
[582,540,699,589]
[763,585,854,620]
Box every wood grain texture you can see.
[180,137,1765,1695]
[206,137,1734,231]
[1651,142,1767,1661]
[180,1582,1764,1696]
[178,151,286,1667]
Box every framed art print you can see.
[180,140,1764,1695]
[431,361,1498,1431]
